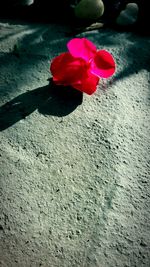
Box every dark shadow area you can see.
[0,21,68,54]
[0,17,150,98]
[0,26,149,106]
[0,79,83,131]
[0,22,70,96]
[114,34,150,81]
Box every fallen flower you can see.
[50,38,116,95]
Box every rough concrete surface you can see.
[0,20,150,267]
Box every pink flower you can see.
[50,38,116,95]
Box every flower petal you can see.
[72,71,99,95]
[67,38,96,62]
[90,50,116,78]
[50,52,86,85]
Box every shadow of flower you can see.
[0,79,83,131]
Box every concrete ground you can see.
[0,20,150,267]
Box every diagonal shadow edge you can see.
[0,79,83,131]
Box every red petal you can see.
[50,52,86,85]
[90,50,116,78]
[67,38,96,62]
[72,71,99,95]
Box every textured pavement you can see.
[0,20,150,267]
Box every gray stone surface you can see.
[0,20,150,267]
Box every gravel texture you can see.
[0,20,150,267]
